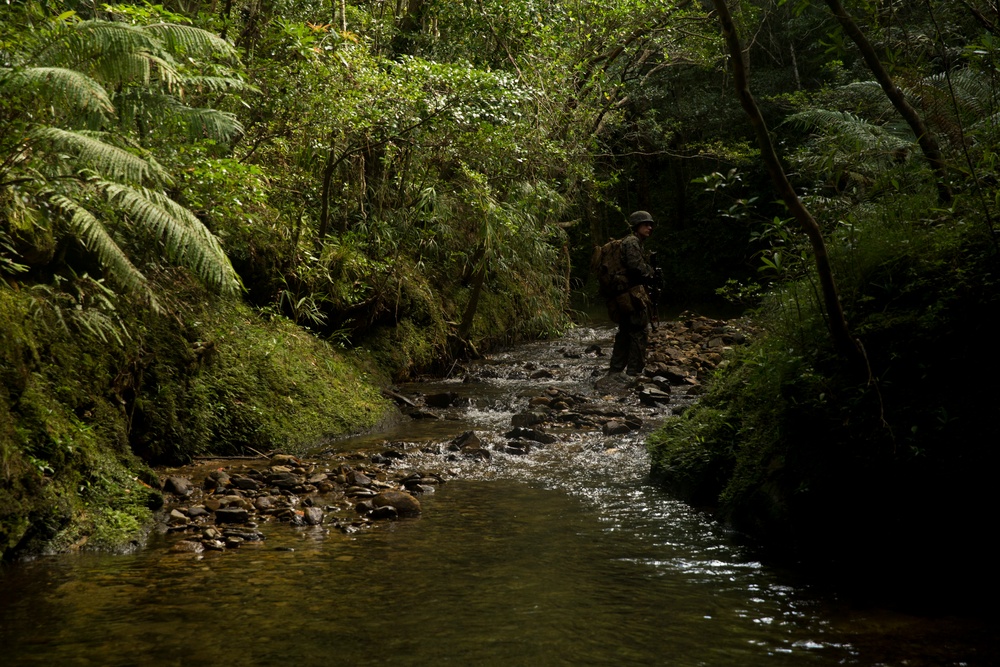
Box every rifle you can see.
[648,251,663,330]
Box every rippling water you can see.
[0,326,994,666]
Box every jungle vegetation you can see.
[1,0,998,586]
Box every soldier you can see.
[608,210,656,377]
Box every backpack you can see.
[591,237,629,299]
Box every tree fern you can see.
[31,127,170,184]
[48,193,159,309]
[1,66,114,117]
[1,13,246,304]
[100,182,240,294]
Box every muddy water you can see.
[0,326,995,666]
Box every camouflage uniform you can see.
[609,232,654,376]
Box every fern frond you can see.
[145,23,238,60]
[787,109,912,147]
[179,75,259,95]
[145,52,182,92]
[45,22,158,71]
[48,193,160,310]
[100,182,240,293]
[166,101,244,141]
[31,127,170,184]
[1,66,114,116]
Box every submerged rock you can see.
[372,490,422,517]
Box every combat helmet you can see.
[628,210,654,230]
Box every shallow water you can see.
[0,326,995,666]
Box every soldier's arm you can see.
[623,237,654,281]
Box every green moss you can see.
[0,272,392,559]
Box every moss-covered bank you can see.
[0,271,392,559]
[648,225,1000,603]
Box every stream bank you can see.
[1,318,995,666]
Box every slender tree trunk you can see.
[824,0,952,204]
[711,0,862,365]
[457,255,487,343]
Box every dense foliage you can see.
[647,0,1000,601]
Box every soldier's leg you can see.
[610,323,629,373]
[625,310,650,376]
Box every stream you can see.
[0,324,995,666]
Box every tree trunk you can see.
[711,0,862,365]
[824,0,952,204]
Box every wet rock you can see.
[225,536,244,549]
[223,528,264,542]
[602,420,633,436]
[170,539,203,553]
[270,454,300,467]
[529,369,554,379]
[215,508,250,525]
[638,387,672,406]
[267,472,303,489]
[409,409,441,419]
[369,505,398,521]
[230,475,261,491]
[463,447,492,461]
[348,470,372,487]
[187,506,210,519]
[204,470,230,490]
[163,476,193,497]
[584,344,604,356]
[306,473,329,484]
[504,427,557,444]
[202,539,226,551]
[372,490,422,517]
[649,376,673,393]
[450,431,482,450]
[425,392,459,408]
[528,396,553,407]
[303,507,324,526]
[355,500,375,515]
[168,509,189,525]
[254,496,276,512]
[511,410,546,428]
[502,442,531,455]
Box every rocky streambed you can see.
[155,315,753,555]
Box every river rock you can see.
[270,454,300,467]
[170,539,204,553]
[215,508,250,525]
[450,431,482,450]
[369,505,398,520]
[204,470,230,490]
[230,475,261,491]
[348,470,372,487]
[638,387,671,406]
[504,427,557,444]
[372,490,422,517]
[303,507,324,526]
[268,472,303,489]
[511,410,546,428]
[602,420,633,436]
[163,476,193,497]
[425,392,459,408]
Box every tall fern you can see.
[0,12,246,305]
